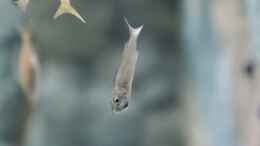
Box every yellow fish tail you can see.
[53,0,86,23]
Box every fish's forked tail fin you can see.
[124,17,143,39]
[53,0,86,23]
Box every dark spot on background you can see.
[243,60,256,79]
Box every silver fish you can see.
[54,0,86,23]
[111,18,143,113]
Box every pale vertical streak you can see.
[211,0,260,146]
[183,0,237,146]
[183,0,210,145]
[238,0,260,146]
[211,0,246,145]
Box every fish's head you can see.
[111,96,129,113]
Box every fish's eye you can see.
[113,97,120,103]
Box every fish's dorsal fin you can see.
[124,17,143,39]
[54,0,86,23]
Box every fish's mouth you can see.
[112,102,129,113]
[123,102,128,109]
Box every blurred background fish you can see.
[53,0,86,23]
[18,27,39,110]
[111,18,143,113]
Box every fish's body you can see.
[111,18,143,113]
[18,29,39,110]
[13,0,30,12]
[54,0,86,23]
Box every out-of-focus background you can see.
[1,0,260,146]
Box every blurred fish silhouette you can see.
[12,0,30,12]
[54,0,86,23]
[111,18,143,113]
[18,27,39,110]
